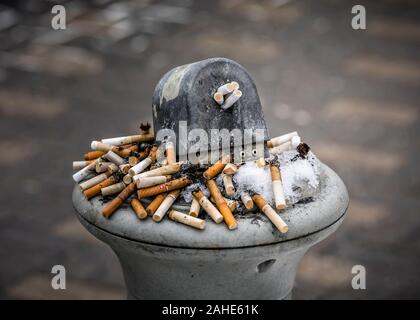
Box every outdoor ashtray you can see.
[72,57,349,299]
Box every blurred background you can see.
[0,0,419,299]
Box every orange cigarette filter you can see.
[206,179,237,230]
[115,144,138,158]
[203,154,230,180]
[137,177,191,199]
[102,183,136,218]
[131,198,147,220]
[146,193,167,216]
[165,142,176,164]
[84,150,105,161]
[128,149,149,166]
[83,175,116,199]
[270,164,281,181]
[148,145,158,162]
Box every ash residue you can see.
[297,197,314,205]
[178,162,207,184]
[98,196,114,204]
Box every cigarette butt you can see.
[129,149,149,166]
[213,92,224,105]
[207,179,237,230]
[91,141,134,158]
[255,157,266,168]
[268,141,292,155]
[104,150,125,166]
[107,163,119,174]
[131,198,147,220]
[193,190,223,223]
[137,163,181,178]
[84,151,105,161]
[266,131,298,148]
[91,141,113,152]
[217,82,235,95]
[165,142,176,164]
[128,156,139,166]
[135,175,169,188]
[101,133,154,146]
[73,160,94,171]
[222,163,237,175]
[152,190,180,222]
[148,145,158,162]
[116,144,138,158]
[168,210,205,230]
[95,161,113,173]
[119,163,131,174]
[101,182,126,197]
[79,172,110,191]
[138,177,191,199]
[203,154,230,180]
[129,157,152,176]
[210,196,237,212]
[83,175,117,199]
[222,174,235,196]
[252,194,288,233]
[146,193,167,216]
[270,165,286,210]
[225,197,237,212]
[102,183,136,218]
[221,90,242,110]
[240,192,254,210]
[123,174,133,185]
[119,143,136,149]
[72,160,97,183]
[189,197,201,217]
[230,81,239,90]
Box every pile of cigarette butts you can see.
[72,123,312,234]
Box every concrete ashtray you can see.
[72,57,349,299]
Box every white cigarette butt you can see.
[230,81,239,91]
[168,210,206,230]
[268,141,292,155]
[129,157,152,176]
[136,175,167,188]
[217,82,235,95]
[214,92,224,105]
[79,173,108,191]
[196,195,223,224]
[72,160,97,182]
[221,90,242,110]
[153,191,179,222]
[101,182,126,197]
[104,150,125,166]
[222,174,235,196]
[262,204,288,233]
[240,192,254,210]
[267,131,298,148]
[72,161,90,171]
[189,197,201,217]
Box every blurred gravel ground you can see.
[0,0,419,299]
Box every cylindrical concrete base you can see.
[76,210,344,299]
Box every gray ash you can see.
[178,162,207,184]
